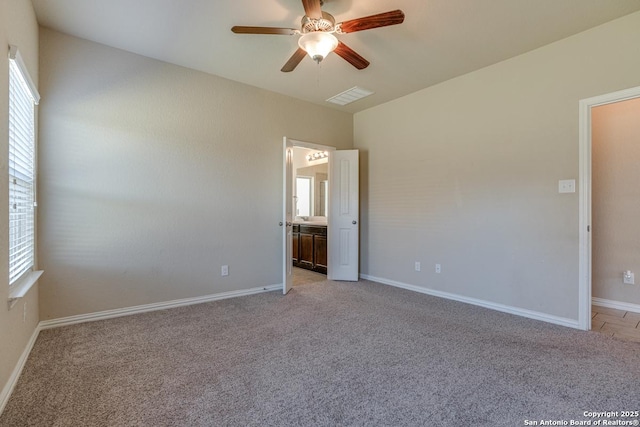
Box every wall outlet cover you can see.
[558,179,576,193]
[623,272,634,285]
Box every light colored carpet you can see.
[1,279,639,426]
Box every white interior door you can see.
[328,149,359,281]
[282,137,294,294]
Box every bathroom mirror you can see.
[296,176,312,217]
[295,163,328,218]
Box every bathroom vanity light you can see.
[307,151,329,162]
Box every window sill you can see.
[8,270,43,309]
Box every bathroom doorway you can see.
[578,85,640,331]
[292,145,329,286]
[282,137,360,294]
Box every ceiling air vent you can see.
[326,86,374,106]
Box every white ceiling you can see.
[32,0,640,113]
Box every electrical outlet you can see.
[558,179,576,193]
[221,265,229,277]
[415,262,421,272]
[435,264,441,274]
[623,271,634,285]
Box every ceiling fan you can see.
[231,0,405,72]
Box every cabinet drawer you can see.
[299,225,327,236]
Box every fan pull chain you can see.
[316,61,322,90]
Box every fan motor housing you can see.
[301,11,335,33]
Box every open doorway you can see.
[578,86,640,334]
[292,146,330,286]
[282,137,360,294]
[283,139,334,293]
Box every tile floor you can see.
[591,305,640,343]
[293,267,327,286]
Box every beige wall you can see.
[0,0,40,404]
[354,11,640,321]
[592,97,640,305]
[37,28,353,320]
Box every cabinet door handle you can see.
[279,221,283,226]
[352,220,357,225]
[286,222,292,227]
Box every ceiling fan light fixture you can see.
[298,32,338,64]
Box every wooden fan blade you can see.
[232,26,297,35]
[281,48,308,72]
[302,0,323,19]
[334,41,369,70]
[338,10,405,33]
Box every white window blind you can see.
[8,46,39,286]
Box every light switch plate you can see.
[558,179,576,193]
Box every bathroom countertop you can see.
[293,216,327,226]
[293,220,327,226]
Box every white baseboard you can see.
[360,274,580,329]
[40,284,282,330]
[592,297,640,314]
[0,326,40,415]
[2,277,585,415]
[1,283,281,416]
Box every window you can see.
[8,46,39,287]
[296,176,312,217]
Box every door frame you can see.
[283,138,336,291]
[578,85,640,330]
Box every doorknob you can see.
[352,220,357,225]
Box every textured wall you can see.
[0,0,40,406]
[592,97,640,305]
[37,29,353,320]
[355,11,640,321]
